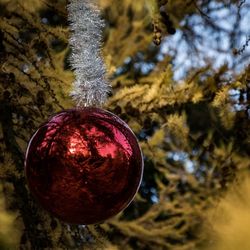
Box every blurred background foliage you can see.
[0,0,249,249]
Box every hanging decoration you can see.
[25,0,143,225]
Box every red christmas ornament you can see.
[25,108,143,225]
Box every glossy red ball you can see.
[25,108,143,225]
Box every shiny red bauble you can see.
[25,107,143,225]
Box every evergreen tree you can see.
[0,0,249,249]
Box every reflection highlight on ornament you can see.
[25,108,143,225]
[68,130,88,156]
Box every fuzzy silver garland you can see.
[67,0,110,107]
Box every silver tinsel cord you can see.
[67,0,110,107]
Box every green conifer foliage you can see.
[0,0,249,249]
